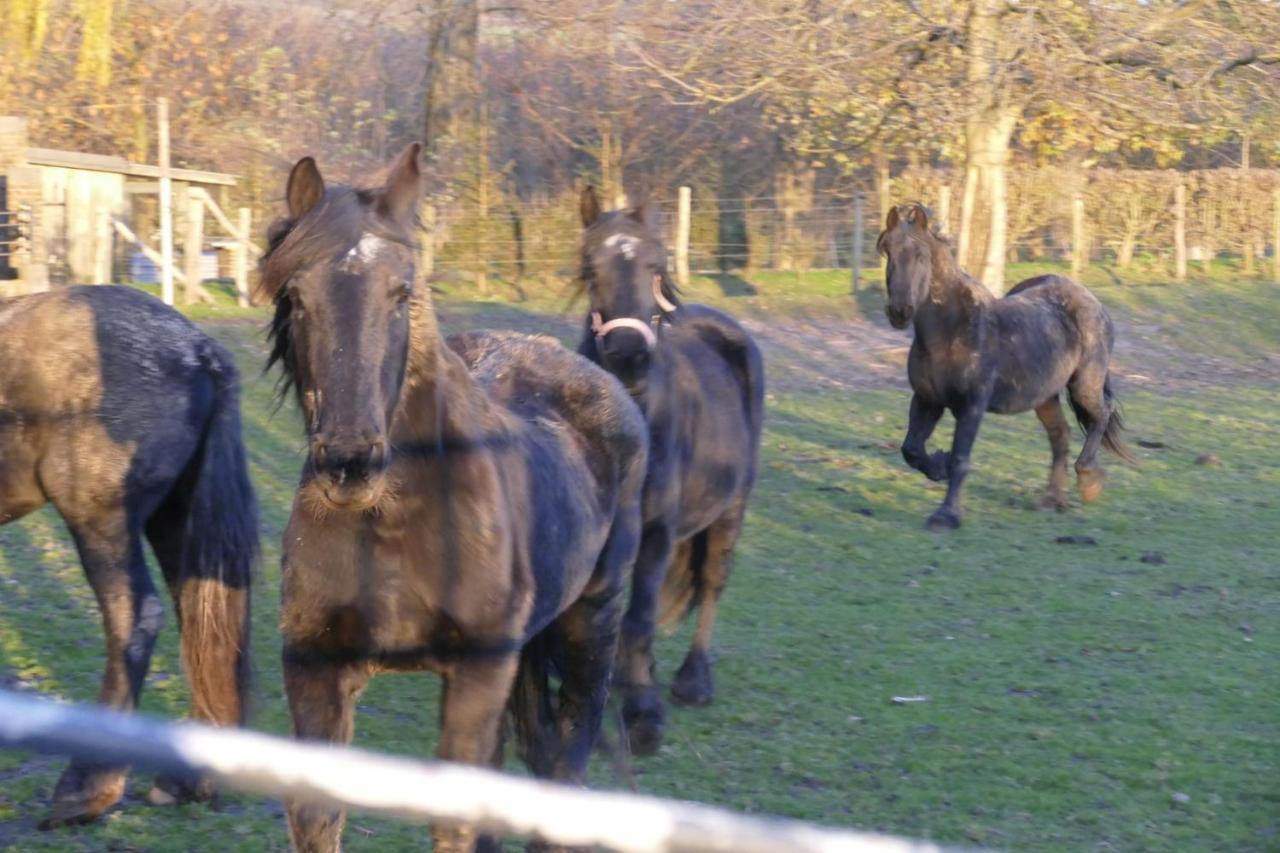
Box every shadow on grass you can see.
[706,273,759,297]
[852,282,886,324]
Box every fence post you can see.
[184,189,204,305]
[676,185,691,287]
[235,207,251,307]
[851,192,864,295]
[92,206,112,284]
[1070,192,1085,280]
[1273,186,1280,285]
[1174,182,1187,281]
[157,97,175,306]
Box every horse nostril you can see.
[313,442,329,464]
[369,439,387,468]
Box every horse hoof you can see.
[671,652,714,707]
[622,694,666,757]
[1078,468,1106,503]
[925,508,961,531]
[146,773,216,807]
[1035,493,1068,512]
[40,766,126,829]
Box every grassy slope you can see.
[1,272,1277,851]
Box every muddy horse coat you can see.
[877,203,1134,529]
[576,188,765,755]
[0,285,256,825]
[262,146,647,853]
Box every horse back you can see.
[447,330,649,630]
[655,304,765,531]
[0,286,229,522]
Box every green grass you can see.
[2,273,1278,850]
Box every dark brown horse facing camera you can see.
[576,187,765,756]
[0,285,256,825]
[877,202,1135,530]
[262,146,647,852]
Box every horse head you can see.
[261,144,423,511]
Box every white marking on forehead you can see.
[339,233,389,272]
[604,233,640,260]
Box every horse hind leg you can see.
[143,496,248,804]
[671,509,743,707]
[1033,396,1072,511]
[42,512,164,828]
[1067,367,1111,503]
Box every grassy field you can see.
[2,268,1278,851]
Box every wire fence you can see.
[424,169,1280,286]
[0,689,947,853]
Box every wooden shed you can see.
[0,116,238,296]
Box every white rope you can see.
[0,690,946,853]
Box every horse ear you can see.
[580,186,602,227]
[885,205,900,231]
[286,156,325,219]
[905,203,929,230]
[379,142,423,223]
[629,201,662,236]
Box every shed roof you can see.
[25,147,237,186]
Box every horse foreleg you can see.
[43,517,162,828]
[1034,396,1072,511]
[435,655,520,853]
[283,660,369,853]
[927,404,985,531]
[901,394,948,482]
[615,521,673,756]
[672,507,744,707]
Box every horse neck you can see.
[390,295,498,449]
[914,260,992,348]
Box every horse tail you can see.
[177,341,258,726]
[510,629,560,777]
[1069,374,1138,466]
[657,532,708,631]
[1099,376,1138,464]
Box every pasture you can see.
[1,268,1277,851]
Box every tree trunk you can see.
[970,110,1018,294]
[874,149,891,226]
[957,163,979,271]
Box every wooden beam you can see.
[189,187,262,256]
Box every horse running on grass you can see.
[876,202,1135,530]
[0,285,256,825]
[575,187,765,755]
[262,145,647,853]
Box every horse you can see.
[0,285,256,825]
[262,145,647,853]
[575,187,765,756]
[876,202,1135,530]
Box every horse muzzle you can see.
[310,436,390,511]
[887,305,914,329]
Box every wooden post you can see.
[235,207,251,307]
[157,97,175,306]
[92,207,112,284]
[184,190,204,305]
[675,185,691,287]
[1174,182,1187,280]
[1273,186,1280,285]
[936,183,951,235]
[851,192,864,295]
[1071,192,1085,280]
